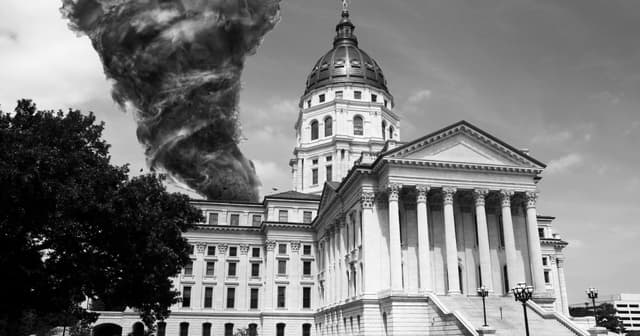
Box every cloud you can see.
[623,120,640,136]
[0,29,18,43]
[252,159,291,196]
[532,129,572,144]
[408,89,432,104]
[545,153,583,175]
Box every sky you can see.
[1,0,639,305]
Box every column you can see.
[215,243,228,309]
[339,218,348,299]
[416,185,432,292]
[443,187,460,295]
[388,184,403,291]
[525,191,546,294]
[290,241,301,309]
[500,190,521,288]
[474,189,493,292]
[557,258,570,316]
[238,244,249,310]
[264,240,276,310]
[361,192,378,294]
[327,232,333,304]
[332,226,340,302]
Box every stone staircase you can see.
[435,295,588,336]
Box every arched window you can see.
[389,126,394,139]
[302,323,312,336]
[157,322,166,336]
[310,120,319,140]
[324,116,333,137]
[202,323,211,336]
[353,116,363,136]
[224,323,234,336]
[179,322,189,336]
[276,323,286,336]
[382,121,387,140]
[248,323,258,336]
[132,322,144,336]
[458,265,464,294]
[503,265,509,294]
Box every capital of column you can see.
[442,186,457,205]
[500,190,515,208]
[196,242,207,254]
[525,191,538,209]
[473,189,489,207]
[388,183,402,202]
[265,240,276,251]
[556,258,565,268]
[239,244,250,255]
[218,243,228,254]
[290,240,301,253]
[416,185,430,203]
[361,192,375,209]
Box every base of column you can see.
[532,293,556,306]
[587,327,608,335]
[447,290,462,296]
[476,326,496,335]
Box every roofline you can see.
[190,199,264,206]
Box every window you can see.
[303,211,312,223]
[205,261,215,277]
[180,323,189,336]
[312,168,319,185]
[278,243,287,254]
[157,322,166,336]
[310,120,319,140]
[303,244,312,255]
[251,263,260,277]
[538,228,545,238]
[182,286,191,307]
[248,324,258,336]
[207,246,216,256]
[277,287,286,308]
[382,121,386,140]
[229,246,238,257]
[184,260,194,276]
[319,94,325,103]
[226,288,235,308]
[326,155,332,162]
[354,91,362,99]
[204,287,213,308]
[276,323,286,336]
[371,94,377,102]
[228,262,237,276]
[353,116,363,135]
[202,323,211,336]
[224,323,234,336]
[324,116,333,136]
[312,158,318,165]
[303,261,312,276]
[208,213,218,225]
[278,260,287,275]
[303,287,311,308]
[306,99,311,108]
[389,126,394,139]
[326,165,332,182]
[252,215,261,226]
[544,271,551,284]
[250,288,259,309]
[503,265,509,293]
[302,324,311,336]
[335,90,343,99]
[252,247,261,258]
[279,210,288,222]
[384,99,388,107]
[542,257,548,266]
[189,245,195,255]
[229,214,240,226]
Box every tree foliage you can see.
[570,302,625,333]
[0,100,202,336]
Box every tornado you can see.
[61,0,282,202]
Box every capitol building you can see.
[92,5,589,336]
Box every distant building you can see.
[613,294,640,331]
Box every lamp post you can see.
[512,282,534,336]
[586,287,599,327]
[477,286,489,327]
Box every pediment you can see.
[384,121,545,171]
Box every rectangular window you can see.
[306,99,311,108]
[544,270,551,284]
[277,286,286,308]
[204,287,213,308]
[278,243,287,254]
[335,91,343,99]
[312,168,318,185]
[326,165,332,182]
[303,287,311,308]
[157,323,166,336]
[303,211,312,223]
[252,215,261,226]
[224,324,234,336]
[250,288,259,309]
[251,263,260,277]
[319,94,325,103]
[303,244,312,255]
[312,158,318,165]
[229,214,240,226]
[279,210,288,222]
[202,323,211,336]
[542,257,548,266]
[371,94,377,102]
[180,323,189,336]
[184,260,193,276]
[226,288,235,308]
[207,246,216,256]
[303,261,312,275]
[278,260,287,275]
[189,244,195,255]
[326,155,332,162]
[354,91,362,99]
[538,228,545,238]
[252,247,261,258]
[384,99,388,107]
[182,286,191,307]
[208,213,218,225]
[205,261,215,277]
[228,262,237,276]
[229,246,237,257]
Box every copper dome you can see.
[304,9,389,95]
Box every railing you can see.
[527,301,590,336]
[427,293,479,336]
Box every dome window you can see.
[310,120,319,140]
[354,91,362,100]
[335,59,345,67]
[324,116,333,137]
[382,121,387,140]
[371,94,377,102]
[321,63,329,69]
[351,60,361,67]
[353,116,364,136]
[335,90,343,99]
[389,126,394,139]
[319,94,325,103]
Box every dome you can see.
[304,9,389,95]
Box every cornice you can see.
[382,158,543,175]
[192,225,262,233]
[540,238,568,248]
[262,221,316,232]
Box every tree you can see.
[597,303,625,333]
[0,100,202,336]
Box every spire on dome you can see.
[334,0,357,46]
